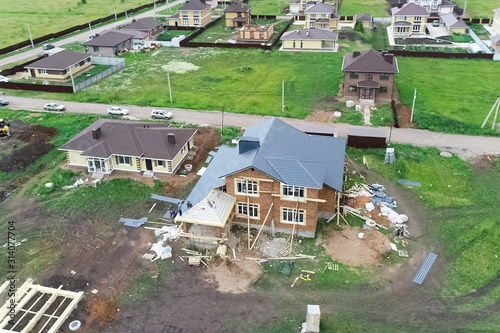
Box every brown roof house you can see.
[82,31,134,57]
[341,50,399,103]
[224,2,252,27]
[168,0,212,27]
[280,29,338,52]
[121,17,164,39]
[59,119,197,177]
[174,118,346,239]
[239,24,274,42]
[25,51,92,80]
[407,0,454,14]
[304,2,339,30]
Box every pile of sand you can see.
[206,257,261,294]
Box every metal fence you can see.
[74,57,125,92]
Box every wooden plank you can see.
[148,203,157,213]
[250,203,273,251]
[291,276,300,288]
[20,290,59,333]
[247,196,251,249]
[46,292,84,333]
[271,194,326,203]
[0,289,37,329]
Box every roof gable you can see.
[342,50,399,73]
[224,1,252,12]
[122,17,163,30]
[281,29,338,40]
[304,2,334,13]
[391,3,429,16]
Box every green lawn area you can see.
[192,19,239,42]
[469,24,491,40]
[158,3,184,15]
[156,29,194,41]
[453,0,498,18]
[248,0,285,15]
[3,48,345,119]
[0,0,155,49]
[396,57,500,136]
[61,42,85,53]
[73,65,112,84]
[339,0,390,17]
[452,33,473,43]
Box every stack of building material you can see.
[369,184,396,208]
[119,217,148,227]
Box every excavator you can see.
[0,118,10,138]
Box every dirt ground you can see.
[323,226,392,266]
[345,196,390,227]
[308,96,338,122]
[470,154,499,171]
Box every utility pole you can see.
[282,79,285,113]
[463,0,467,16]
[410,88,416,123]
[154,1,157,14]
[89,22,92,31]
[27,24,34,48]
[167,72,172,103]
[114,6,118,20]
[125,8,128,19]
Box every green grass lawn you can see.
[192,19,239,42]
[73,65,112,84]
[396,57,500,136]
[0,0,155,49]
[61,42,85,53]
[4,48,345,119]
[156,29,194,41]
[339,0,390,17]
[469,24,491,40]
[158,3,184,15]
[453,0,498,18]
[248,0,286,15]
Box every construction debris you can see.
[150,241,172,260]
[62,178,84,190]
[188,256,201,266]
[369,184,396,208]
[119,217,147,227]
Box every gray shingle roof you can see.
[25,51,91,70]
[224,1,252,12]
[342,50,399,73]
[281,29,338,41]
[122,17,163,30]
[442,13,468,28]
[391,3,428,16]
[355,13,373,21]
[304,2,334,13]
[179,0,210,11]
[82,31,134,47]
[59,119,197,160]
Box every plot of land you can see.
[453,0,498,18]
[339,0,390,17]
[248,0,285,15]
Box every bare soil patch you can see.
[185,126,220,172]
[0,142,54,172]
[323,226,392,266]
[18,124,58,143]
[471,154,499,171]
[86,298,118,326]
[306,110,336,123]
[206,254,262,294]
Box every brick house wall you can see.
[226,168,337,237]
[342,72,395,102]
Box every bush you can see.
[354,20,364,34]
[219,126,241,145]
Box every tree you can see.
[354,20,364,34]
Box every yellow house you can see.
[168,0,212,27]
[224,2,252,28]
[280,29,338,52]
[442,13,469,35]
[391,3,429,37]
[304,2,338,30]
[59,119,197,176]
[25,51,92,80]
[355,13,373,29]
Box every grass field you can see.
[0,0,154,49]
[339,0,390,17]
[396,57,500,136]
[248,0,285,15]
[453,0,498,18]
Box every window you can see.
[237,203,258,219]
[379,87,388,93]
[156,160,165,167]
[282,208,305,225]
[348,85,357,92]
[380,73,389,80]
[182,11,188,16]
[116,155,131,165]
[93,46,99,52]
[194,18,199,25]
[193,11,199,17]
[401,16,406,21]
[182,18,188,26]
[349,72,359,79]
[365,72,373,79]
[236,179,258,195]
[397,27,407,33]
[412,25,420,32]
[282,184,305,198]
[310,14,316,19]
[321,13,326,18]
[85,58,90,63]
[75,63,80,68]
[414,16,422,22]
[310,22,316,28]
[38,69,48,74]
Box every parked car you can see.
[42,44,55,50]
[107,106,129,115]
[89,33,100,40]
[432,20,439,27]
[0,75,11,82]
[44,103,66,111]
[151,109,173,119]
[0,98,9,106]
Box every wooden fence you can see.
[0,58,40,76]
[0,82,73,93]
[378,49,494,60]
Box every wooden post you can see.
[289,200,299,252]
[336,192,340,226]
[250,203,273,251]
[247,196,251,249]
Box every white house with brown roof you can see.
[168,0,212,27]
[304,3,339,30]
[441,13,469,34]
[121,17,164,39]
[59,119,197,176]
[280,29,338,52]
[391,3,429,37]
[25,51,92,80]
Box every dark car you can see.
[42,44,55,50]
[0,98,8,106]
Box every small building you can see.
[168,0,212,27]
[25,51,92,80]
[304,2,338,30]
[407,0,454,14]
[82,31,134,57]
[280,29,338,52]
[121,17,164,39]
[391,3,429,37]
[341,50,399,103]
[239,24,274,41]
[491,35,500,54]
[441,13,469,35]
[224,2,252,27]
[355,13,373,29]
[59,119,197,176]
[493,9,500,35]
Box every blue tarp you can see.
[398,179,421,187]
[119,217,148,227]
[413,252,438,285]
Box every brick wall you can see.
[342,72,395,102]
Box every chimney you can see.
[306,30,310,36]
[384,53,394,64]
[167,133,176,145]
[296,29,299,33]
[91,127,101,140]
[353,51,360,57]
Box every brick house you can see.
[239,24,274,41]
[341,50,399,103]
[175,118,346,238]
[304,2,339,30]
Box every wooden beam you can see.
[250,203,273,251]
[247,196,251,249]
[46,292,84,333]
[240,176,274,182]
[336,192,341,226]
[271,194,326,203]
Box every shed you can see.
[347,128,386,148]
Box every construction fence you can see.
[378,49,494,60]
[74,57,125,92]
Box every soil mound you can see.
[18,125,58,143]
[86,298,118,325]
[0,142,54,172]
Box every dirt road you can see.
[4,95,500,153]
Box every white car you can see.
[151,109,173,119]
[44,103,66,111]
[107,106,129,115]
[0,75,11,83]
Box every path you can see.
[3,95,500,153]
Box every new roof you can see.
[391,3,428,16]
[355,13,373,21]
[82,31,134,47]
[304,2,334,13]
[442,13,468,28]
[342,50,399,73]
[281,29,338,41]
[25,51,91,70]
[179,0,210,11]
[122,17,163,30]
[224,1,252,12]
[59,119,197,160]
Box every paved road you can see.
[3,95,500,153]
[0,1,183,68]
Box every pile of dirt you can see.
[345,196,370,210]
[396,103,414,128]
[17,125,58,143]
[206,255,261,294]
[306,110,336,123]
[0,142,54,172]
[471,154,499,171]
[187,127,221,172]
[323,226,392,266]
[86,298,118,325]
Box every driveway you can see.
[3,95,500,153]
